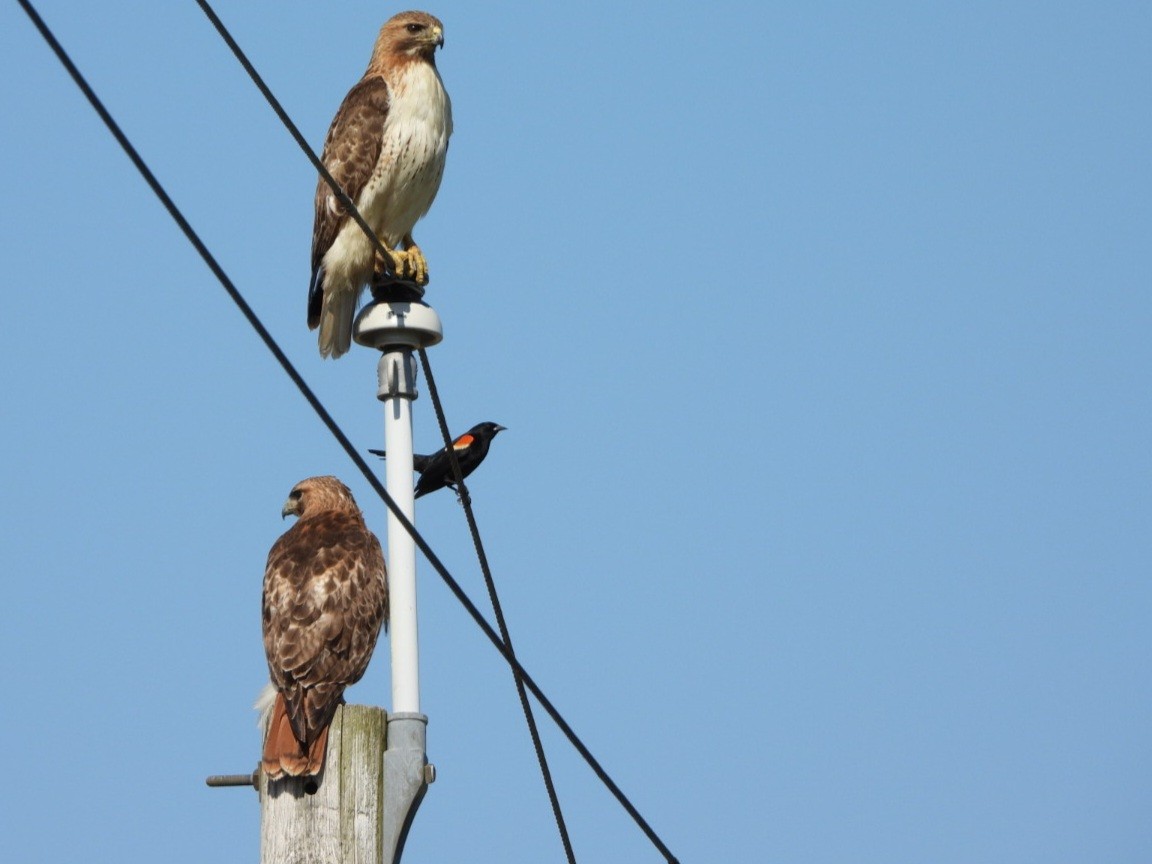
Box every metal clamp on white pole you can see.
[353,297,442,864]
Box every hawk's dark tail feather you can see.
[307,265,325,331]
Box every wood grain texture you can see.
[261,704,387,864]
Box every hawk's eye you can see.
[289,490,303,501]
[406,23,424,34]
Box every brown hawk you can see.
[261,476,388,779]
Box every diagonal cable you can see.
[418,348,577,864]
[192,0,398,282]
[15,2,679,860]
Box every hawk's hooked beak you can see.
[282,498,301,520]
[433,26,444,48]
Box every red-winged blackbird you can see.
[369,422,506,499]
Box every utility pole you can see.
[253,288,443,864]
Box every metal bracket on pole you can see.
[381,712,434,864]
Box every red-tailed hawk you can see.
[308,10,453,359]
[261,476,389,780]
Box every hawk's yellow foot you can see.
[373,246,428,285]
[400,244,429,285]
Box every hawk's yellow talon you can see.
[371,244,428,285]
[406,245,429,285]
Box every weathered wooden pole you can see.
[257,703,435,863]
[259,705,387,864]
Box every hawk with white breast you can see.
[308,10,452,359]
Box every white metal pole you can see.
[354,298,442,717]
[380,348,420,714]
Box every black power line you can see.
[419,348,577,864]
[192,0,399,283]
[15,2,679,861]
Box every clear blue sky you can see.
[2,1,1150,861]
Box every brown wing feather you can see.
[308,76,392,329]
[263,509,388,755]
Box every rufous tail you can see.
[261,691,330,779]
